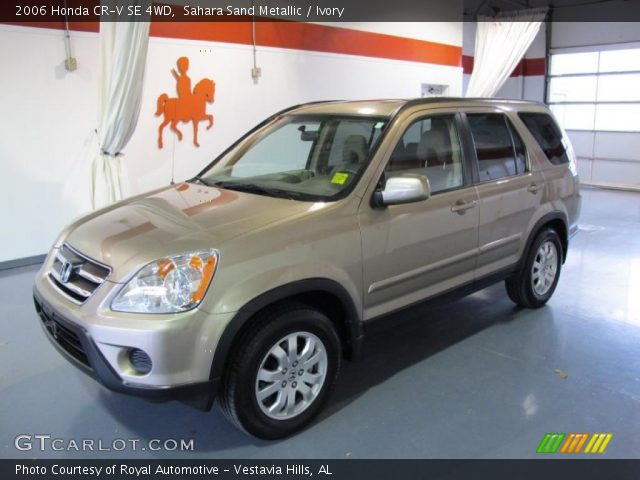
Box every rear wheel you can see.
[219,303,341,439]
[505,228,563,308]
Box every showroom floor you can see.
[1,187,639,459]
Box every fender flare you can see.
[517,211,569,272]
[208,278,363,381]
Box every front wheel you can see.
[219,303,341,439]
[505,228,563,308]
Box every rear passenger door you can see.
[463,110,545,278]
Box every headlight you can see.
[111,249,218,313]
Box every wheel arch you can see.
[520,211,569,270]
[209,279,363,382]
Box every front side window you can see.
[198,115,388,201]
[467,113,525,182]
[385,115,464,194]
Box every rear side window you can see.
[467,113,525,182]
[518,112,570,165]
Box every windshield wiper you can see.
[191,178,301,200]
[220,182,302,200]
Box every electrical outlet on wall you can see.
[421,83,449,97]
[65,57,77,71]
[251,66,262,79]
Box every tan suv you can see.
[33,98,580,438]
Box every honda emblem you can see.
[59,261,73,283]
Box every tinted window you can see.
[518,113,570,165]
[386,115,463,194]
[467,113,520,182]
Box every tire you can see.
[219,302,341,439]
[505,228,563,309]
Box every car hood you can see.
[64,183,309,282]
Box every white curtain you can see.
[466,8,547,98]
[91,8,150,209]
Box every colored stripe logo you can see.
[537,433,613,454]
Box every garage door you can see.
[547,45,640,190]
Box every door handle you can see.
[527,183,542,194]
[451,199,477,214]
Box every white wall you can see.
[461,21,474,95]
[0,26,99,263]
[0,23,462,262]
[321,21,462,46]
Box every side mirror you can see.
[373,173,431,207]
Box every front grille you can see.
[48,244,111,304]
[35,299,91,368]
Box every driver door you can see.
[358,111,480,320]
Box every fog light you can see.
[128,348,152,375]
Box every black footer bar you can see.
[3,459,639,480]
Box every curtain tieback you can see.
[101,149,121,157]
[95,130,122,157]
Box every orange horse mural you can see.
[156,57,215,148]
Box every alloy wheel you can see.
[531,240,559,296]
[255,332,328,420]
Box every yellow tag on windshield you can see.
[331,172,349,185]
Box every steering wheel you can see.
[275,173,304,184]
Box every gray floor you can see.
[1,187,639,459]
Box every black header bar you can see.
[2,0,640,23]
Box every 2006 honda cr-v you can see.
[34,98,580,439]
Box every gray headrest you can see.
[417,122,450,166]
[342,135,369,164]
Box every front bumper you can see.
[32,256,236,410]
[33,289,219,406]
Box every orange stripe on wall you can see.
[463,55,545,76]
[523,58,545,76]
[2,20,462,67]
[462,55,474,74]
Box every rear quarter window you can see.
[518,112,570,165]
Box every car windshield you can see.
[196,114,389,201]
